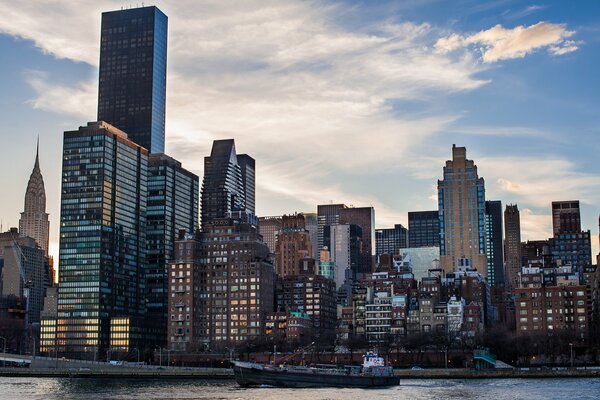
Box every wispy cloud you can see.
[435,21,579,62]
[23,70,96,119]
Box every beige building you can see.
[438,145,487,278]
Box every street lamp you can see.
[133,347,140,364]
[569,343,574,368]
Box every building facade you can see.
[97,6,168,153]
[258,216,282,254]
[146,153,199,345]
[504,204,522,293]
[438,145,487,278]
[323,224,363,288]
[552,201,581,236]
[197,219,275,346]
[274,214,313,278]
[408,211,439,248]
[485,200,504,286]
[339,207,375,274]
[57,121,148,359]
[375,224,408,257]
[0,229,49,325]
[317,204,347,257]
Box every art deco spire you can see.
[19,137,50,255]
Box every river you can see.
[1,377,599,400]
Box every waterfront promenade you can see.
[1,352,600,379]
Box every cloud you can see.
[479,156,600,209]
[435,21,578,62]
[23,70,96,118]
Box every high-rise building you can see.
[438,145,487,278]
[485,200,504,286]
[339,207,375,274]
[275,268,337,341]
[236,154,256,217]
[408,211,439,248]
[0,229,50,325]
[258,216,282,254]
[97,6,168,153]
[552,201,581,236]
[201,139,254,229]
[57,121,148,359]
[167,234,203,352]
[146,153,199,345]
[19,140,50,256]
[275,214,313,278]
[504,204,522,293]
[549,201,591,275]
[317,204,347,255]
[375,224,408,257]
[303,212,319,260]
[196,218,275,346]
[323,224,363,288]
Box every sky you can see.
[0,0,599,262]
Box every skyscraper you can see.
[317,204,347,256]
[196,218,274,345]
[0,229,49,325]
[549,200,591,275]
[19,140,50,256]
[303,212,319,260]
[97,6,168,153]
[146,153,199,344]
[408,211,439,248]
[438,145,487,278]
[258,216,282,254]
[375,224,408,257]
[485,200,504,286]
[201,139,255,229]
[323,224,363,288]
[275,214,313,278]
[57,121,148,359]
[504,204,522,293]
[552,201,581,236]
[339,206,375,274]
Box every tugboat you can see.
[232,351,399,388]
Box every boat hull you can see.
[233,363,399,388]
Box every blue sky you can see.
[0,0,599,260]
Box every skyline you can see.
[1,0,599,261]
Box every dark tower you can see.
[97,6,168,153]
[201,140,255,230]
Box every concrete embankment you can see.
[395,368,600,379]
[0,367,233,379]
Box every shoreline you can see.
[2,367,600,379]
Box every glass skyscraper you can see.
[408,210,440,248]
[484,200,504,286]
[146,153,199,344]
[57,121,148,359]
[97,6,168,153]
[375,224,408,257]
[201,139,255,229]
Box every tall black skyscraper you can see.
[201,140,255,229]
[485,200,504,286]
[408,211,439,248]
[97,6,168,153]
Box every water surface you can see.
[1,377,599,400]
